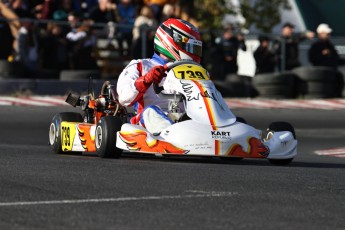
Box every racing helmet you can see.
[154,18,202,63]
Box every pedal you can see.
[65,93,81,107]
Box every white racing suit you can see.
[117,53,177,134]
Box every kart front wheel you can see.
[49,112,83,154]
[95,116,123,158]
[266,121,296,166]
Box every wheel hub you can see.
[95,126,103,149]
[49,123,56,145]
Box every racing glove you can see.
[135,65,166,93]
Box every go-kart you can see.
[49,60,297,165]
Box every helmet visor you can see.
[173,31,202,57]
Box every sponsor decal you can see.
[173,64,209,81]
[61,122,77,151]
[200,89,225,111]
[211,131,231,140]
[182,81,199,101]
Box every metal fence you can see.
[1,17,345,79]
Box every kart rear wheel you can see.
[266,121,296,166]
[95,116,123,158]
[49,112,83,154]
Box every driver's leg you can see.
[140,105,173,135]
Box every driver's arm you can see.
[117,60,165,107]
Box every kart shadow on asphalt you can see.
[118,153,345,169]
[54,152,345,169]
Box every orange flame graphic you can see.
[119,130,188,154]
[225,137,269,158]
[77,124,96,152]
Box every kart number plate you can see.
[61,122,77,151]
[173,64,210,80]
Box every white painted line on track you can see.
[0,191,237,207]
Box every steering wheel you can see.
[153,59,202,94]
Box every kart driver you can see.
[116,18,202,135]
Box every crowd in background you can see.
[252,22,345,75]
[212,22,345,81]
[0,0,195,73]
[0,0,344,80]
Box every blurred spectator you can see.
[160,3,174,22]
[254,35,276,74]
[40,22,69,70]
[52,0,76,21]
[0,1,20,60]
[88,0,118,24]
[217,25,247,79]
[5,0,32,18]
[80,0,99,17]
[66,13,98,69]
[143,0,167,21]
[31,0,83,20]
[15,20,39,71]
[308,23,345,70]
[178,5,198,28]
[31,0,55,20]
[116,0,136,56]
[273,22,314,71]
[131,5,157,58]
[0,18,14,60]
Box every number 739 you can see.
[177,70,206,80]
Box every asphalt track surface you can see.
[0,106,344,230]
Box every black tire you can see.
[0,60,28,79]
[292,66,338,82]
[266,121,296,166]
[255,85,296,99]
[252,72,297,85]
[34,69,60,79]
[267,121,296,139]
[59,70,100,81]
[225,74,253,98]
[95,116,123,158]
[293,66,341,98]
[49,112,83,154]
[252,72,298,99]
[213,80,233,97]
[307,82,333,94]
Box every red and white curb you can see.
[1,96,345,110]
[225,99,345,110]
[0,96,66,106]
[314,148,345,158]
